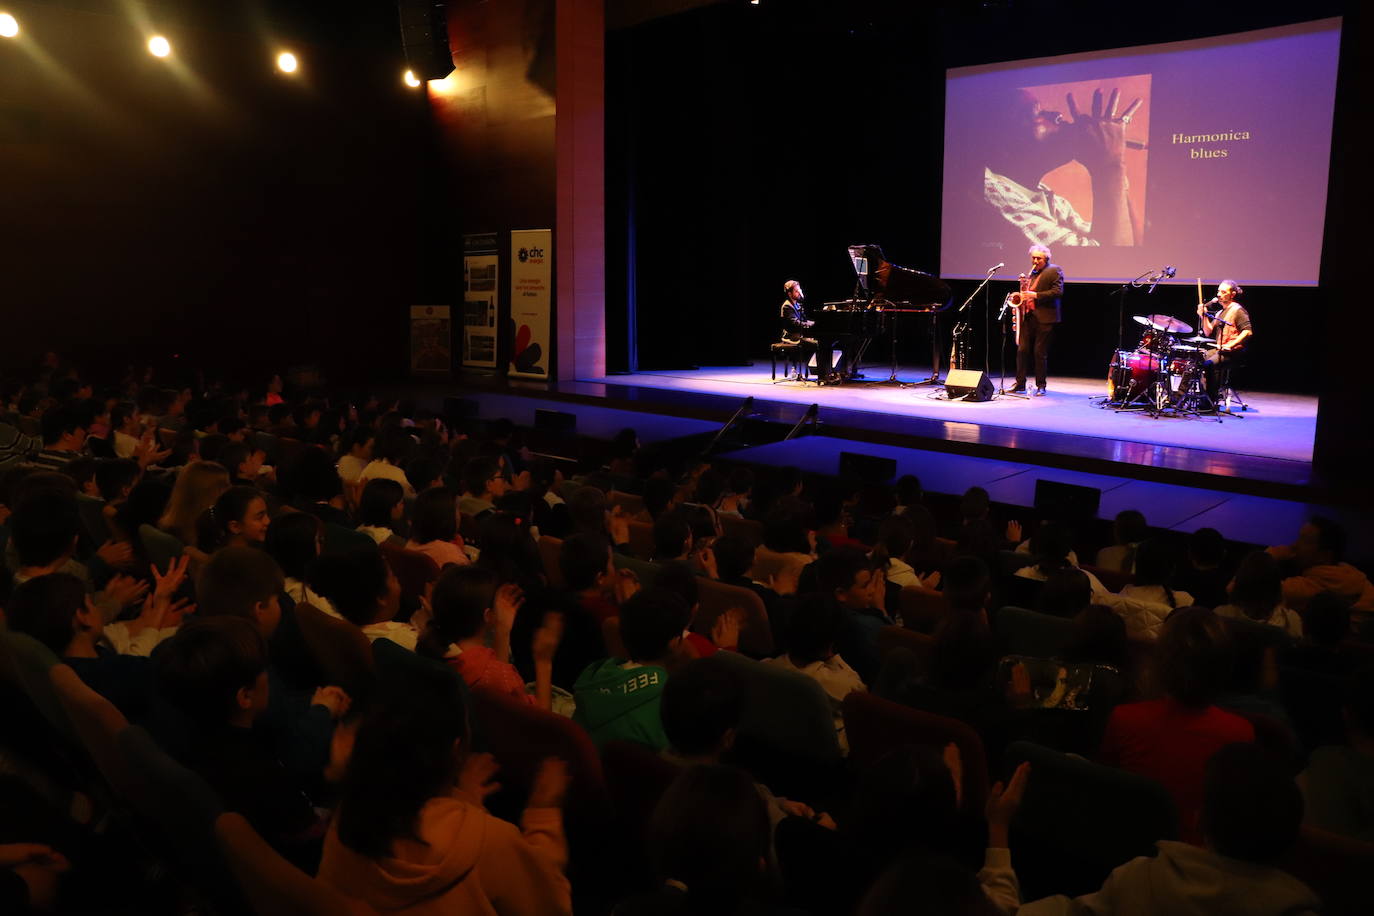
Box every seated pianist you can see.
[780,279,841,383]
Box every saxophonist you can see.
[1011,244,1064,396]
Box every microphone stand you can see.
[996,294,1027,399]
[1109,268,1158,361]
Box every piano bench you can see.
[770,342,806,382]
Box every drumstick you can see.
[1196,277,1203,305]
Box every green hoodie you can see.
[572,658,669,751]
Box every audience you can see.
[1,358,1369,914]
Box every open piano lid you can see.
[848,244,952,311]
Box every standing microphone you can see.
[987,262,1005,273]
[1163,266,1177,278]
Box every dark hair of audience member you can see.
[524,458,559,501]
[811,488,846,531]
[653,509,693,562]
[198,433,229,464]
[1201,743,1303,863]
[62,456,98,494]
[1113,509,1149,548]
[12,490,80,568]
[1229,550,1285,622]
[372,427,414,467]
[342,425,375,456]
[642,475,677,520]
[419,565,498,658]
[711,535,755,582]
[762,497,815,556]
[873,515,916,568]
[155,615,268,725]
[1157,607,1234,708]
[264,511,322,582]
[787,595,845,667]
[845,745,960,875]
[218,442,254,481]
[475,511,543,590]
[942,556,991,614]
[894,474,923,509]
[356,478,404,530]
[410,487,459,545]
[1161,491,1212,563]
[902,504,943,572]
[960,486,990,522]
[404,454,445,495]
[117,477,173,551]
[280,447,342,506]
[681,504,717,544]
[1132,538,1179,608]
[40,403,87,445]
[196,485,268,552]
[93,458,140,504]
[5,573,87,655]
[929,604,996,691]
[693,468,726,509]
[1306,516,1347,563]
[725,466,753,500]
[954,519,1000,566]
[660,661,745,758]
[1030,522,1075,577]
[314,548,392,627]
[566,485,610,536]
[640,765,771,914]
[814,546,871,598]
[1038,567,1092,618]
[1303,591,1352,647]
[857,854,1001,916]
[619,588,689,663]
[653,560,700,613]
[462,456,501,499]
[196,546,286,620]
[559,532,611,592]
[1061,605,1129,670]
[335,663,471,860]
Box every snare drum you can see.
[1108,349,1162,402]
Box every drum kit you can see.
[1104,314,1218,417]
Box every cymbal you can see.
[1182,335,1214,345]
[1170,344,1201,352]
[1146,314,1193,334]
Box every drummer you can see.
[1196,279,1253,401]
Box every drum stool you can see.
[770,341,809,383]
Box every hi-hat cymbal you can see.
[1182,335,1214,345]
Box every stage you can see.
[561,363,1319,495]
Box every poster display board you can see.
[508,229,552,378]
[462,232,500,368]
[409,305,451,376]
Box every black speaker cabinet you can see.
[945,368,994,402]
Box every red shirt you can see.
[1099,698,1254,844]
[445,646,533,705]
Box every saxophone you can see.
[1008,274,1032,346]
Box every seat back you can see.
[539,535,566,589]
[719,514,764,548]
[1004,740,1178,899]
[0,629,73,739]
[1279,825,1374,916]
[76,494,111,546]
[897,585,950,633]
[1278,665,1347,754]
[50,663,136,802]
[139,523,186,574]
[1081,563,1134,593]
[876,625,935,671]
[997,573,1044,612]
[612,551,661,588]
[694,577,773,658]
[321,522,377,558]
[842,691,989,814]
[601,740,682,893]
[607,490,647,520]
[295,603,377,700]
[995,605,1075,659]
[275,437,307,473]
[379,541,442,604]
[702,651,842,772]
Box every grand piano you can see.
[812,244,953,382]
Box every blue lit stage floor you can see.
[586,366,1316,464]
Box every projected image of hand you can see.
[1062,87,1142,245]
[1064,88,1142,175]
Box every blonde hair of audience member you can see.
[159,460,231,547]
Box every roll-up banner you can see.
[508,229,552,379]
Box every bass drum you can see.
[1108,349,1162,402]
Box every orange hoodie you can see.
[318,795,571,915]
[1269,546,1374,612]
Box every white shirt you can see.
[1215,603,1303,639]
[337,454,368,483]
[360,459,414,499]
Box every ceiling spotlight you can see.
[403,69,421,88]
[0,13,19,38]
[276,51,298,74]
[147,35,171,58]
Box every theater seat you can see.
[139,523,186,574]
[539,535,565,589]
[216,812,370,916]
[995,605,1075,659]
[379,541,441,604]
[1004,740,1178,900]
[1279,825,1374,916]
[842,691,989,814]
[898,585,950,633]
[294,603,377,701]
[695,577,773,658]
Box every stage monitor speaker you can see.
[1034,479,1101,524]
[396,0,453,81]
[534,409,577,435]
[839,451,897,483]
[945,368,994,402]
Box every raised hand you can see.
[1064,88,1139,175]
[613,567,640,605]
[1006,520,1023,545]
[986,761,1032,847]
[532,611,565,664]
[711,608,743,649]
[96,540,136,570]
[943,742,965,809]
[492,583,524,634]
[527,758,570,809]
[457,752,503,806]
[698,545,719,580]
[310,686,352,720]
[103,574,150,610]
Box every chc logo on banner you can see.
[517,246,546,263]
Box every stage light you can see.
[403,69,421,88]
[276,51,298,74]
[147,35,171,58]
[0,13,19,38]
